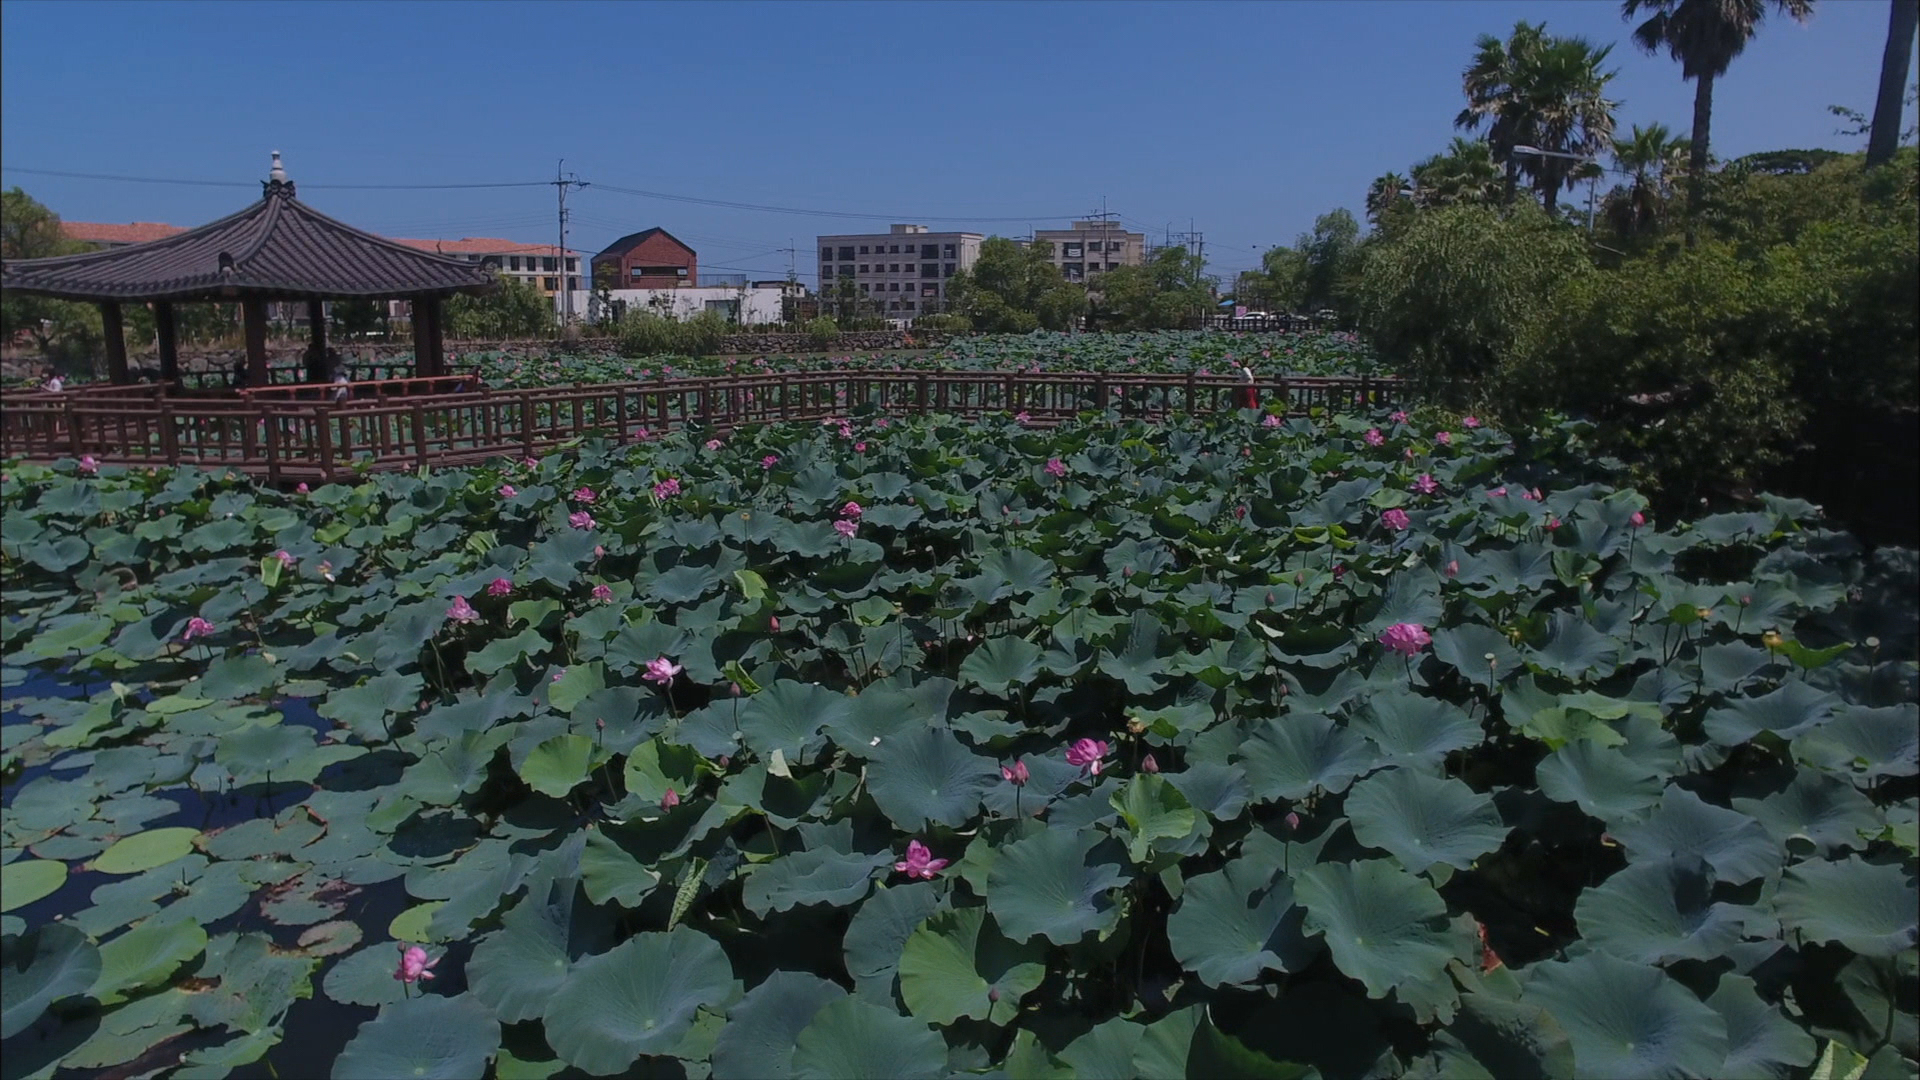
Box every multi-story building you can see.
[816,225,982,317]
[389,238,584,298]
[1030,220,1145,284]
[592,228,698,289]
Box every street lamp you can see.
[1512,145,1605,235]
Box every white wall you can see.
[563,287,787,326]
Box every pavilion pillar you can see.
[410,296,433,378]
[426,295,446,377]
[242,297,270,388]
[100,302,130,384]
[154,302,180,384]
[306,299,329,383]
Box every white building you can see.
[570,283,793,326]
[817,224,983,317]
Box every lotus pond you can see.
[2,406,1916,1080]
[465,330,1386,389]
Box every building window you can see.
[943,263,955,277]
[508,256,521,271]
[837,246,854,260]
[567,258,578,271]
[543,277,558,290]
[542,257,557,272]
[942,243,956,259]
[568,276,579,291]
[858,245,870,254]
[919,244,937,259]
[1107,242,1122,253]
[821,248,833,262]
[840,265,855,277]
[631,267,645,279]
[888,300,899,310]
[858,264,868,273]
[1107,262,1119,271]
[1064,244,1083,258]
[903,299,915,310]
[860,283,871,293]
[888,282,899,292]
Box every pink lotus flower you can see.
[855,441,868,452]
[1333,563,1347,579]
[569,511,595,530]
[1445,560,1460,578]
[1546,517,1561,531]
[1412,474,1437,495]
[523,457,539,469]
[761,455,780,470]
[876,418,890,429]
[393,945,439,985]
[553,669,567,682]
[499,484,517,498]
[652,478,681,499]
[273,550,297,568]
[1379,622,1433,656]
[1065,738,1111,775]
[1463,416,1481,428]
[1364,428,1384,447]
[704,439,723,451]
[487,577,513,597]
[894,839,948,880]
[594,545,605,559]
[1489,486,1508,498]
[840,501,863,520]
[78,455,98,475]
[1235,504,1248,520]
[181,617,215,642]
[572,486,597,504]
[1262,414,1281,428]
[1044,458,1066,478]
[447,596,480,623]
[769,616,781,632]
[1141,753,1159,774]
[833,519,858,539]
[1285,811,1301,831]
[1014,411,1031,424]
[1382,508,1411,531]
[1520,488,1538,502]
[1390,411,1409,424]
[643,656,682,685]
[591,583,613,603]
[1630,511,1646,527]
[296,483,310,494]
[661,787,681,809]
[1435,431,1452,445]
[1001,760,1029,786]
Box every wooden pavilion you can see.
[0,152,496,388]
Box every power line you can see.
[1,165,552,190]
[590,182,1073,223]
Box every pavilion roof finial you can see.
[264,150,295,198]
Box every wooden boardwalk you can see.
[0,371,1403,484]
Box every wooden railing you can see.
[1,371,1402,482]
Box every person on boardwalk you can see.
[1239,361,1259,410]
[42,366,63,393]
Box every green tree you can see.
[1411,138,1505,210]
[1868,0,1919,165]
[330,299,386,340]
[444,273,556,339]
[1603,122,1691,241]
[0,187,111,371]
[1354,202,1591,406]
[1457,22,1620,212]
[945,237,1086,332]
[1622,0,1816,214]
[1365,172,1413,229]
[1091,247,1212,330]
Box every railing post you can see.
[317,405,335,482]
[265,409,282,484]
[1360,373,1372,410]
[916,373,928,415]
[1185,371,1197,415]
[521,391,536,461]
[65,400,82,458]
[615,390,629,445]
[158,400,179,465]
[413,404,429,471]
[1094,374,1107,413]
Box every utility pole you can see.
[553,160,589,325]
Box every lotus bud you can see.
[661,788,680,809]
[596,718,605,731]
[1266,591,1276,606]
[1141,754,1159,774]
[1284,812,1301,832]
[988,988,1001,1003]
[1739,595,1751,607]
[730,682,742,697]
[770,616,781,632]
[1128,717,1147,735]
[1695,607,1712,621]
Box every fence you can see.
[1,371,1402,483]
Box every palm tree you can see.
[1365,172,1411,226]
[1457,23,1620,212]
[1410,139,1504,209]
[1868,0,1918,167]
[1622,0,1816,212]
[1606,123,1691,237]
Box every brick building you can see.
[592,228,698,289]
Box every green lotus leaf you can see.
[1525,951,1728,1079]
[738,680,847,765]
[468,887,583,1023]
[1238,711,1378,803]
[1166,858,1315,987]
[1345,767,1509,876]
[1796,703,1920,781]
[959,634,1045,694]
[1362,573,1443,637]
[898,905,1045,1026]
[332,992,501,1080]
[1349,690,1482,772]
[465,627,550,676]
[1100,610,1176,694]
[651,563,726,604]
[0,859,67,912]
[1576,856,1751,964]
[743,848,889,916]
[89,918,207,1005]
[319,671,424,742]
[1164,762,1251,822]
[92,827,201,875]
[1706,974,1817,1079]
[1436,991,1576,1080]
[1060,1016,1146,1078]
[844,881,946,1000]
[1186,1016,1320,1079]
[1525,612,1620,682]
[790,995,947,1080]
[216,721,316,784]
[519,733,597,799]
[1611,787,1779,883]
[295,920,363,957]
[546,662,605,713]
[1703,680,1839,746]
[1295,859,1458,1003]
[1731,768,1883,856]
[867,727,998,831]
[1697,642,1773,693]
[196,652,281,701]
[986,828,1130,945]
[321,943,410,1009]
[1775,856,1919,957]
[1431,622,1523,689]
[1111,774,1201,863]
[713,971,846,1080]
[2,923,101,1038]
[389,901,447,943]
[1534,740,1665,823]
[542,928,735,1075]
[622,737,705,807]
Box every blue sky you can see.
[2,0,1911,285]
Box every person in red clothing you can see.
[1240,362,1259,410]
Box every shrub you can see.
[804,315,839,347]
[913,312,972,334]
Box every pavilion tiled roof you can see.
[3,178,496,303]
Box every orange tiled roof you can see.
[61,221,189,245]
[387,237,578,258]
